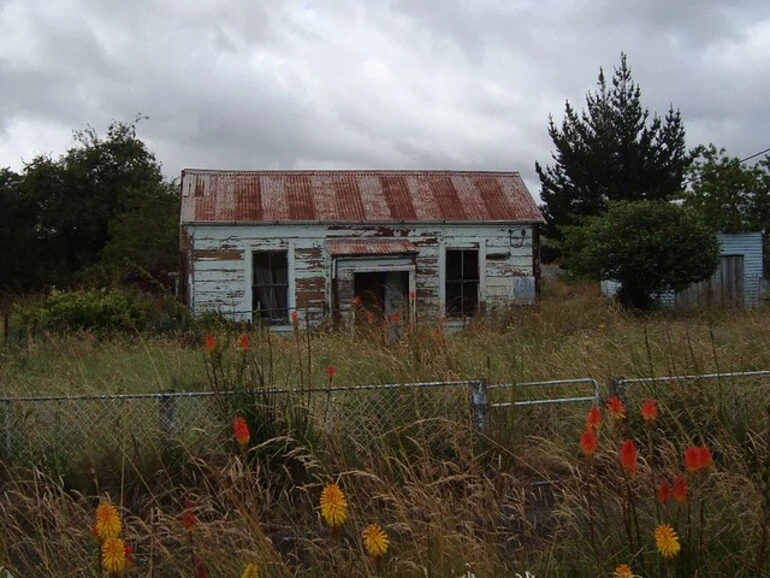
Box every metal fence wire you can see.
[0,381,481,464]
[2,370,769,465]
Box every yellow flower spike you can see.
[320,482,348,528]
[101,536,127,574]
[654,522,681,559]
[94,500,121,542]
[613,564,634,578]
[241,561,259,578]
[362,523,389,558]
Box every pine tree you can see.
[536,53,690,252]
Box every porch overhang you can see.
[326,238,418,257]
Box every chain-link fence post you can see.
[471,379,488,436]
[609,377,626,404]
[159,391,177,451]
[3,401,11,460]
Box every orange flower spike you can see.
[319,482,348,527]
[640,398,658,423]
[290,310,299,324]
[326,365,336,380]
[606,395,626,420]
[182,497,197,530]
[657,480,671,504]
[94,500,121,542]
[393,310,401,323]
[697,445,713,470]
[684,446,700,473]
[585,406,601,431]
[672,475,688,503]
[409,290,416,301]
[239,333,249,351]
[619,439,638,478]
[232,416,250,449]
[204,333,216,352]
[352,295,362,305]
[579,428,597,458]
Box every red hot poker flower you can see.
[326,365,336,380]
[204,333,215,352]
[182,497,197,530]
[232,416,250,448]
[580,428,597,458]
[684,446,701,473]
[606,396,626,420]
[393,311,401,323]
[657,481,671,504]
[619,439,638,478]
[672,475,688,503]
[195,555,209,578]
[586,406,601,431]
[239,333,249,351]
[291,310,299,324]
[640,398,658,423]
[409,290,416,300]
[697,445,713,470]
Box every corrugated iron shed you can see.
[326,239,418,256]
[180,170,544,224]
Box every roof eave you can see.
[181,218,545,226]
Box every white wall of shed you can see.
[187,222,537,323]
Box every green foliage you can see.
[682,144,770,272]
[536,53,690,255]
[13,289,189,336]
[15,288,141,333]
[562,201,719,309]
[11,118,179,290]
[0,168,41,292]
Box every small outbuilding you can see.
[180,170,545,328]
[601,232,764,308]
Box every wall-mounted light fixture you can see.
[509,228,527,249]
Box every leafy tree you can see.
[0,168,43,292]
[17,118,179,289]
[536,53,690,258]
[562,201,719,310]
[682,144,770,234]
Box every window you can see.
[252,251,289,324]
[445,249,479,316]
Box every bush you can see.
[13,288,190,336]
[562,201,720,310]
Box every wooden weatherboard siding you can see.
[186,223,537,325]
[656,232,763,308]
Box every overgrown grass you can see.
[0,280,768,576]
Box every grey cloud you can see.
[0,0,768,194]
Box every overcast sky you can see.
[1,0,769,196]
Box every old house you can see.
[180,170,545,328]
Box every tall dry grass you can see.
[0,280,768,576]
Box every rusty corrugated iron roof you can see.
[326,238,418,256]
[180,170,544,224]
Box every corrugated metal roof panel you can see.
[326,239,418,256]
[180,170,544,224]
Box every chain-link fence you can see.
[3,370,768,467]
[0,380,482,465]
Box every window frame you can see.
[251,249,290,326]
[444,248,480,317]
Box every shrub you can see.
[15,288,141,334]
[562,201,720,310]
